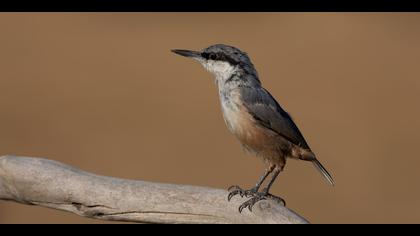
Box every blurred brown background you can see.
[0,13,420,224]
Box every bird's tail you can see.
[312,159,335,186]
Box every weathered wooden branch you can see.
[0,155,308,224]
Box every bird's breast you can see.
[219,90,244,133]
[219,90,273,152]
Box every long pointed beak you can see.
[171,49,202,59]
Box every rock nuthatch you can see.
[172,44,334,213]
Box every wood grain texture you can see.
[0,155,309,224]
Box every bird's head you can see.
[172,44,258,83]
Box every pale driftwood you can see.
[0,155,309,224]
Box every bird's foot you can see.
[230,187,286,213]
[227,185,259,201]
[238,192,286,213]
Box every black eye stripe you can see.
[201,52,207,59]
[201,52,220,60]
[202,51,239,65]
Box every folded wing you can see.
[239,86,310,150]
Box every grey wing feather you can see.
[239,86,310,149]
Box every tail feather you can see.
[312,159,335,186]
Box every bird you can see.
[171,44,334,213]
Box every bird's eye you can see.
[209,53,217,60]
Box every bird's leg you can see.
[260,169,286,206]
[237,168,286,213]
[228,165,274,201]
[244,165,275,197]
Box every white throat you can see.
[201,60,237,83]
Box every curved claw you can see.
[227,185,247,201]
[228,190,239,201]
[228,185,241,192]
[238,202,248,213]
[248,202,254,212]
[267,194,286,206]
[238,197,264,213]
